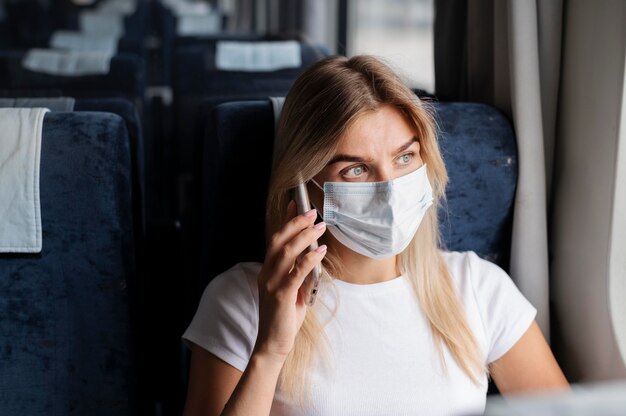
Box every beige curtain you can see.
[435,0,565,341]
[505,0,562,343]
[550,0,626,382]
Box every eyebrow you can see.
[327,136,418,166]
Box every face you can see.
[308,104,424,202]
[306,104,427,261]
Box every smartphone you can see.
[293,177,322,306]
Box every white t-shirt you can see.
[182,250,537,415]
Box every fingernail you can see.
[305,208,317,217]
[316,245,327,253]
[314,221,326,230]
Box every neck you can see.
[324,233,400,284]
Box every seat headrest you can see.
[215,41,302,72]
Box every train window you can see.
[346,0,435,92]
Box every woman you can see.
[182,55,569,415]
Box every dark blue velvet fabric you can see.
[0,89,64,98]
[0,112,137,415]
[172,44,328,237]
[0,51,146,101]
[3,1,78,47]
[200,101,275,286]
[174,33,261,48]
[75,98,146,233]
[152,1,178,85]
[0,96,146,235]
[435,102,517,267]
[200,100,517,285]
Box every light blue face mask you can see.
[311,163,434,259]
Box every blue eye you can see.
[398,152,413,165]
[343,165,366,178]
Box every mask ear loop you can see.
[308,179,324,219]
[310,178,324,191]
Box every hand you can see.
[253,200,327,363]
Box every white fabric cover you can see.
[0,108,49,253]
[165,0,212,17]
[215,41,302,72]
[79,11,124,37]
[0,97,75,112]
[22,49,112,76]
[50,30,118,54]
[269,96,285,127]
[183,250,537,414]
[176,14,221,36]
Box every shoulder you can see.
[439,249,532,311]
[438,249,496,269]
[188,260,264,339]
[439,249,509,291]
[205,261,262,302]
[182,262,263,371]
[440,250,537,363]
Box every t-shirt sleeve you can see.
[182,263,260,372]
[466,251,538,364]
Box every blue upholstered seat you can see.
[0,112,138,415]
[435,102,517,265]
[0,96,146,236]
[75,98,146,231]
[171,43,330,271]
[172,39,328,152]
[0,51,146,101]
[199,100,517,287]
[172,40,329,192]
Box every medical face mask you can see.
[311,163,434,259]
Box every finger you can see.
[266,207,318,261]
[284,245,327,292]
[270,221,326,284]
[285,199,297,221]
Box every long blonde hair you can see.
[266,55,489,401]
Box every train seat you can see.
[0,51,146,104]
[0,110,138,415]
[200,99,518,286]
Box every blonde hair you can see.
[266,55,489,402]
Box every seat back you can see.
[0,112,138,415]
[171,43,330,283]
[0,51,146,103]
[0,96,146,239]
[75,98,146,231]
[173,41,328,97]
[173,40,328,163]
[435,102,517,265]
[200,100,517,287]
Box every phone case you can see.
[294,180,322,306]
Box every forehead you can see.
[336,105,416,153]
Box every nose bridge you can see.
[377,163,394,182]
